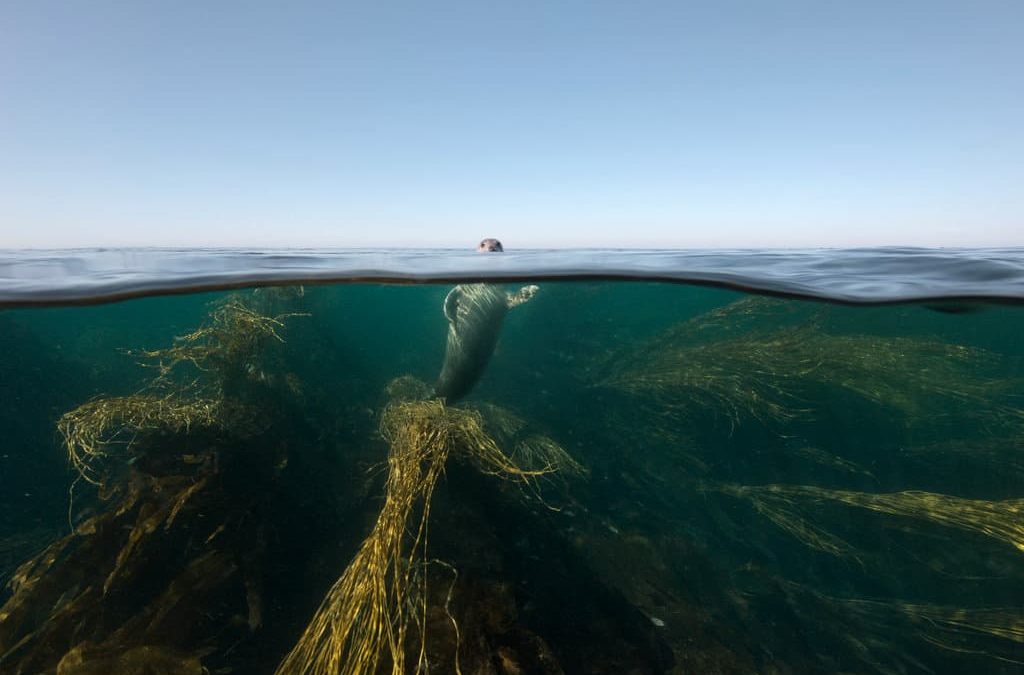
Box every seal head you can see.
[477,238,504,252]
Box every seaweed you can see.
[715,482,1024,557]
[774,581,1024,672]
[598,297,1016,430]
[0,293,310,675]
[130,297,306,386]
[0,528,56,596]
[7,286,1021,674]
[4,295,602,675]
[277,389,583,675]
[58,395,222,487]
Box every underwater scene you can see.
[1,279,1023,674]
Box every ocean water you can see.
[1,249,1023,674]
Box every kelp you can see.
[277,388,584,675]
[6,296,594,675]
[474,402,587,478]
[599,297,1013,429]
[715,483,1024,557]
[58,395,221,486]
[55,644,205,675]
[0,462,245,674]
[0,293,305,675]
[600,325,812,427]
[9,285,1021,675]
[57,295,302,489]
[843,599,1024,657]
[806,334,1005,417]
[130,297,306,386]
[899,436,1024,482]
[0,527,55,592]
[383,374,434,404]
[790,446,877,482]
[775,581,1024,672]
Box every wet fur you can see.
[434,284,510,403]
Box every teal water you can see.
[1,279,1023,674]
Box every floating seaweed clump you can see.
[132,297,306,385]
[58,394,222,486]
[598,297,1014,429]
[277,385,584,675]
[57,295,304,490]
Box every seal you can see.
[477,238,504,252]
[433,238,538,403]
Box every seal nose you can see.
[477,238,504,252]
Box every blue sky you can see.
[1,1,1021,248]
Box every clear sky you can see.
[1,1,1021,248]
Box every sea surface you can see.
[1,248,1023,674]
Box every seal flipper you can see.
[443,287,461,326]
[507,285,539,309]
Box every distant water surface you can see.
[2,247,1024,305]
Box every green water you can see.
[1,282,1022,674]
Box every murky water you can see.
[1,260,1023,673]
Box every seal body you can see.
[434,283,510,403]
